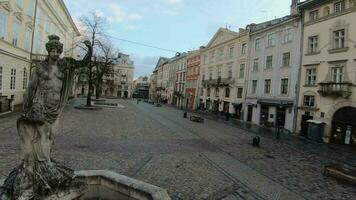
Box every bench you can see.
[190,115,204,123]
[323,162,356,185]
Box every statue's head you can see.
[46,35,63,61]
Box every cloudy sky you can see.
[63,0,294,78]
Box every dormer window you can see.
[309,10,319,21]
[334,0,345,13]
[323,7,330,16]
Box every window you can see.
[210,51,215,63]
[218,48,224,61]
[23,68,28,89]
[207,88,211,97]
[266,56,273,69]
[283,28,292,43]
[0,11,7,39]
[267,33,275,47]
[333,29,345,49]
[0,66,2,90]
[217,66,222,79]
[306,68,317,85]
[12,21,21,46]
[308,36,318,53]
[282,52,290,67]
[228,65,232,78]
[241,43,247,54]
[264,79,271,94]
[203,55,207,64]
[252,80,257,94]
[253,59,259,71]
[209,68,213,80]
[334,1,345,13]
[281,78,289,95]
[323,7,330,16]
[303,95,315,107]
[225,88,230,98]
[350,0,356,7]
[28,0,34,16]
[309,10,319,21]
[332,67,343,83]
[200,88,204,96]
[229,46,234,58]
[10,69,16,90]
[255,38,260,50]
[215,88,219,97]
[239,64,245,79]
[24,28,31,51]
[237,88,243,98]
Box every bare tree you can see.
[80,11,106,106]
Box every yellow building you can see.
[0,0,79,112]
[297,0,356,147]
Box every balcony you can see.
[202,77,234,87]
[318,82,353,98]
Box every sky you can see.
[63,0,294,78]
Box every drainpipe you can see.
[29,0,38,77]
[293,15,304,134]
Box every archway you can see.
[330,107,356,147]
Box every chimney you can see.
[290,0,299,15]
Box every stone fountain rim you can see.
[1,170,171,200]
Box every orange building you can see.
[185,50,201,110]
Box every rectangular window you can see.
[332,67,343,83]
[303,95,315,107]
[241,43,247,55]
[23,68,28,89]
[266,56,273,69]
[0,66,2,90]
[207,88,210,97]
[283,28,292,43]
[334,1,346,13]
[255,38,260,50]
[333,29,345,49]
[209,68,213,80]
[210,51,215,63]
[267,33,275,47]
[203,55,207,64]
[228,65,232,78]
[308,36,318,53]
[215,88,219,97]
[24,29,31,51]
[10,69,16,90]
[218,48,224,61]
[217,66,222,79]
[0,11,7,39]
[309,10,319,21]
[225,88,230,98]
[229,46,234,58]
[306,68,317,85]
[239,64,245,79]
[237,88,243,98]
[281,78,289,95]
[282,52,290,67]
[252,80,257,94]
[264,79,271,94]
[253,59,259,71]
[12,21,21,46]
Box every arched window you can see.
[323,6,330,16]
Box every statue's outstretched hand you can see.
[83,40,91,48]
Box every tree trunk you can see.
[86,64,92,107]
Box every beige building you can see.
[172,53,188,108]
[200,28,248,118]
[102,53,135,98]
[150,57,169,102]
[297,0,356,147]
[0,0,79,112]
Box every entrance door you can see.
[276,107,286,127]
[301,114,313,136]
[260,105,269,126]
[124,91,128,98]
[330,107,356,147]
[247,105,253,122]
[223,101,229,113]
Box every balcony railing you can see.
[202,77,234,87]
[318,82,353,98]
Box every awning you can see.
[257,99,294,108]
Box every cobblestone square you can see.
[0,98,355,200]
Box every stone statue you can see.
[0,35,92,200]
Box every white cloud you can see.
[107,4,143,23]
[167,0,182,4]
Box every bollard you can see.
[252,136,260,147]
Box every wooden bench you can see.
[190,115,204,123]
[323,162,356,185]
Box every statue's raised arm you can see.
[65,40,93,69]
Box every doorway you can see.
[330,107,356,147]
[260,105,269,126]
[247,105,253,122]
[301,114,313,136]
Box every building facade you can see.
[0,0,79,112]
[173,53,188,108]
[200,28,248,118]
[185,50,201,110]
[297,0,356,147]
[244,15,302,132]
[102,53,135,98]
[151,57,169,103]
[133,76,150,99]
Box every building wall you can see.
[0,0,79,106]
[186,51,201,110]
[297,0,356,142]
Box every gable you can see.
[206,28,238,48]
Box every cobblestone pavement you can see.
[0,98,355,200]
